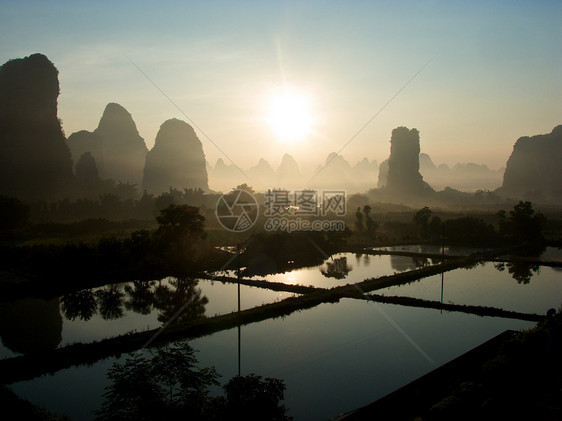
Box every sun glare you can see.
[266,89,315,143]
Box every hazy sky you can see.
[1,1,560,172]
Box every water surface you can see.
[0,277,294,359]
[9,298,534,421]
[377,262,560,314]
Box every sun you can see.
[265,89,315,143]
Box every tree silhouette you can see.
[363,205,378,235]
[443,216,497,245]
[509,201,546,241]
[0,195,29,232]
[95,342,291,420]
[355,207,364,232]
[94,342,219,421]
[154,204,206,272]
[156,204,205,240]
[429,216,442,239]
[413,206,432,239]
[220,374,292,421]
[235,183,255,194]
[496,201,546,242]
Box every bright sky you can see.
[1,1,560,172]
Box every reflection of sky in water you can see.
[370,245,493,255]
[539,246,562,262]
[9,298,534,421]
[377,262,561,315]
[0,278,293,359]
[220,252,433,288]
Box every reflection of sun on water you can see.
[265,88,315,143]
[285,272,297,285]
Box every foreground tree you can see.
[95,342,291,421]
[443,216,498,246]
[219,374,292,421]
[497,201,546,242]
[413,206,432,240]
[156,204,206,240]
[95,342,219,421]
[154,204,207,273]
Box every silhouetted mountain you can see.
[249,158,275,178]
[380,151,502,193]
[499,125,562,202]
[377,159,389,188]
[371,127,434,204]
[354,157,378,175]
[67,129,98,169]
[381,127,433,199]
[310,153,351,189]
[142,119,209,194]
[75,151,100,188]
[310,153,378,192]
[208,158,244,191]
[68,103,147,186]
[386,127,427,192]
[419,153,436,172]
[277,153,301,187]
[0,53,73,199]
[247,158,275,191]
[208,154,380,193]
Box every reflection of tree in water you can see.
[95,340,291,421]
[95,285,125,320]
[61,289,98,321]
[153,278,208,324]
[390,255,428,272]
[354,253,371,266]
[494,261,540,284]
[321,257,351,279]
[124,280,156,315]
[58,278,208,324]
[412,256,430,268]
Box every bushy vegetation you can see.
[95,341,292,421]
[0,204,213,288]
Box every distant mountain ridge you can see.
[207,154,379,193]
[419,153,503,192]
